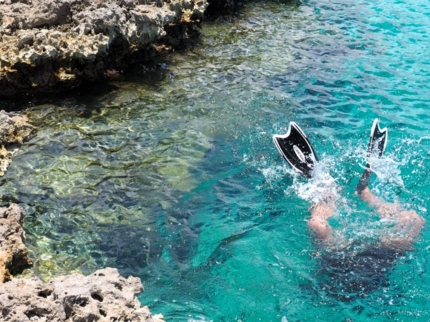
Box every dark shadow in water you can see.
[299,241,408,305]
[91,222,164,277]
[0,61,171,114]
[205,0,302,20]
[0,81,118,112]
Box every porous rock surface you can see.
[0,110,37,176]
[0,0,208,95]
[0,267,165,322]
[0,204,33,283]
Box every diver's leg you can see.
[308,199,336,242]
[358,187,425,247]
[356,168,372,195]
[356,119,424,247]
[273,122,338,242]
[357,186,401,216]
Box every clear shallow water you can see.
[1,0,430,320]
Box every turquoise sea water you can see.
[1,0,430,320]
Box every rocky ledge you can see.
[0,204,33,283]
[0,111,37,177]
[0,204,164,321]
[0,0,208,96]
[0,267,164,322]
[0,110,37,176]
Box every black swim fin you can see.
[356,118,388,194]
[273,122,318,178]
[366,118,388,159]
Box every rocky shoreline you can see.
[0,120,164,319]
[1,264,164,321]
[0,0,209,96]
[0,110,36,176]
[0,204,33,283]
[0,0,240,319]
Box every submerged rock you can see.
[0,267,165,322]
[0,204,33,283]
[0,0,208,96]
[0,110,37,176]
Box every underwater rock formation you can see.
[0,110,37,176]
[0,0,208,96]
[0,204,33,283]
[0,267,165,322]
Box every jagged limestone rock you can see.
[0,204,33,283]
[0,267,165,322]
[0,145,12,177]
[0,110,37,176]
[0,0,208,95]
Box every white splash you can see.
[366,154,404,188]
[293,161,341,205]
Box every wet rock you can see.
[0,110,37,176]
[0,145,12,177]
[0,204,33,283]
[0,0,209,96]
[0,267,165,322]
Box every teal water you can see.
[1,0,430,320]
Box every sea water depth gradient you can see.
[1,0,430,321]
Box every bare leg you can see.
[358,187,425,249]
[308,198,336,243]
